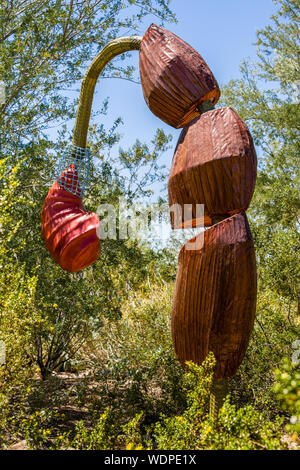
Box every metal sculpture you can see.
[41,24,257,418]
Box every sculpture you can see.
[41,24,257,419]
[41,37,142,272]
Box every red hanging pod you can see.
[171,212,257,379]
[139,24,220,128]
[41,165,100,272]
[168,107,257,228]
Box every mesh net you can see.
[56,145,92,197]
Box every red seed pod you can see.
[168,107,257,228]
[57,163,81,196]
[171,212,257,379]
[139,24,220,128]
[41,165,100,272]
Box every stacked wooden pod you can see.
[140,24,257,379]
[168,107,257,229]
[172,212,257,378]
[40,24,257,380]
[139,24,220,128]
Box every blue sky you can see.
[89,0,277,196]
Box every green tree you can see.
[0,0,175,150]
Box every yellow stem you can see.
[72,36,142,148]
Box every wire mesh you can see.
[56,145,91,197]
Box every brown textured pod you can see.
[41,165,100,272]
[171,212,257,379]
[139,24,220,128]
[168,107,257,228]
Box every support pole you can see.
[209,378,228,423]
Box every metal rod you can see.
[209,378,228,423]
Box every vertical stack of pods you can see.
[140,24,257,381]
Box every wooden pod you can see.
[41,165,100,272]
[168,107,257,228]
[172,212,257,379]
[139,24,220,128]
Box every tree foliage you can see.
[0,0,175,148]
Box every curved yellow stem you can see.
[72,36,142,148]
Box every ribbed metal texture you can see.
[139,24,220,128]
[168,107,257,228]
[41,165,100,272]
[171,212,257,379]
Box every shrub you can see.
[273,358,300,435]
[153,355,288,450]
